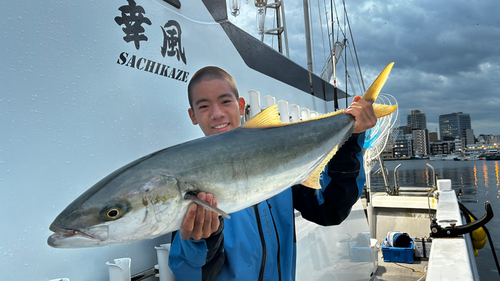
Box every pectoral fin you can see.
[184,193,231,219]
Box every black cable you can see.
[483,225,500,278]
[458,201,500,278]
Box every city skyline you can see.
[405,109,499,140]
[392,109,498,158]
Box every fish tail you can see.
[373,104,397,118]
[362,63,394,103]
[362,63,397,118]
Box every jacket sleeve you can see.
[168,216,225,281]
[292,133,365,226]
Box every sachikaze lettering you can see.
[117,52,189,82]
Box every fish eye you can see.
[99,202,130,221]
[104,207,123,220]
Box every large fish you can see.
[48,63,397,248]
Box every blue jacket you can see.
[169,133,365,281]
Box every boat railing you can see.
[391,163,437,196]
[245,90,322,123]
[426,180,480,280]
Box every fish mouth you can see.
[48,224,102,248]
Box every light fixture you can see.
[255,0,267,34]
[230,0,241,17]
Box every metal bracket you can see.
[430,202,493,238]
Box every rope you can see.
[363,94,399,172]
[317,0,327,63]
[342,0,365,91]
[324,0,332,52]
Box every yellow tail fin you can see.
[373,104,397,118]
[363,63,394,102]
[363,63,397,118]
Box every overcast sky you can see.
[228,0,500,137]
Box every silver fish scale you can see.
[162,113,355,214]
[49,112,355,247]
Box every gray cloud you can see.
[230,0,500,136]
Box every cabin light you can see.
[255,0,267,7]
[230,0,241,16]
[256,8,266,34]
[255,0,267,34]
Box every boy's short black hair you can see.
[188,66,239,109]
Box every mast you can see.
[302,0,313,72]
[331,0,339,111]
[302,0,315,100]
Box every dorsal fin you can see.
[242,104,346,129]
[241,105,284,129]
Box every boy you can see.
[169,66,377,281]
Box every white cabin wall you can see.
[0,1,350,280]
[1,1,246,280]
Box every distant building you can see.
[463,129,475,148]
[382,135,395,159]
[439,112,471,141]
[446,141,456,153]
[382,147,394,159]
[431,141,451,155]
[478,134,499,145]
[454,137,463,152]
[429,132,438,142]
[397,125,413,135]
[407,110,427,129]
[393,129,413,158]
[412,129,429,156]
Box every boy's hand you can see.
[180,192,220,241]
[344,95,377,134]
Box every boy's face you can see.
[188,79,245,136]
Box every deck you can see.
[374,251,428,281]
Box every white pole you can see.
[278,100,289,123]
[106,258,131,281]
[290,104,301,122]
[155,244,176,281]
[248,90,262,117]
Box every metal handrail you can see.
[392,163,437,196]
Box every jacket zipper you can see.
[253,205,266,281]
[266,200,282,281]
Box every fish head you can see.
[48,169,185,248]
